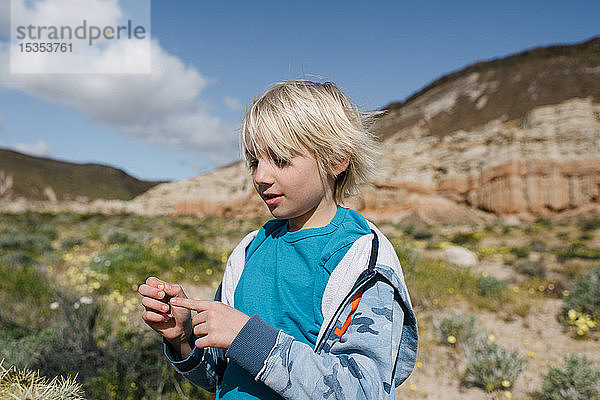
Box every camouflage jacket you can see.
[165,221,418,399]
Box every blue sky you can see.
[0,0,598,181]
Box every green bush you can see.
[87,245,166,293]
[534,354,600,400]
[174,240,212,265]
[530,239,548,252]
[511,246,530,258]
[432,312,481,346]
[514,260,547,278]
[557,231,569,240]
[0,233,52,254]
[561,265,600,336]
[412,226,434,240]
[578,217,600,232]
[477,276,508,296]
[556,244,600,262]
[563,265,600,318]
[61,236,86,249]
[0,251,36,267]
[450,231,483,246]
[102,227,130,245]
[0,260,55,337]
[463,339,527,392]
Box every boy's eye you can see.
[274,158,288,167]
[248,159,258,169]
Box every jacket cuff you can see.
[164,338,203,373]
[225,314,279,377]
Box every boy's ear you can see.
[334,158,350,176]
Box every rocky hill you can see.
[125,38,600,224]
[4,38,599,224]
[0,148,163,202]
[368,37,600,222]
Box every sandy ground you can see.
[395,296,599,400]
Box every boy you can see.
[139,80,418,399]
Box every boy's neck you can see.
[287,202,339,232]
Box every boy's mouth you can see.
[263,193,283,205]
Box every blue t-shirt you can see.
[216,205,371,399]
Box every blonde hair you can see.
[240,80,381,204]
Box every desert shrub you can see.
[61,236,85,249]
[556,231,569,240]
[84,328,212,400]
[412,226,434,240]
[0,260,55,337]
[533,354,600,400]
[450,231,484,246]
[511,246,530,258]
[0,362,84,400]
[0,251,36,267]
[463,339,527,392]
[514,260,547,278]
[174,240,212,265]
[400,254,475,310]
[402,224,416,236]
[477,276,508,296]
[563,265,600,318]
[39,224,58,241]
[102,227,130,245]
[555,243,600,262]
[578,217,600,232]
[0,326,65,370]
[0,233,52,254]
[561,265,600,336]
[534,217,552,228]
[530,239,548,252]
[394,242,422,268]
[87,245,166,293]
[579,231,594,241]
[433,312,481,346]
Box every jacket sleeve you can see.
[164,340,227,392]
[163,283,228,392]
[225,275,409,399]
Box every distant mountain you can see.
[0,148,165,202]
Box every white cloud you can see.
[13,140,52,156]
[0,0,8,38]
[0,0,240,169]
[224,96,242,111]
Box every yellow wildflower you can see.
[447,335,457,344]
[501,380,511,388]
[568,309,577,320]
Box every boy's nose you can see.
[253,160,275,185]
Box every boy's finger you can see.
[194,336,211,349]
[142,296,170,313]
[142,309,169,323]
[164,283,187,298]
[170,297,211,312]
[146,276,166,288]
[138,284,166,300]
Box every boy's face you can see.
[249,145,337,231]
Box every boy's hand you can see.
[169,297,251,349]
[138,277,194,358]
